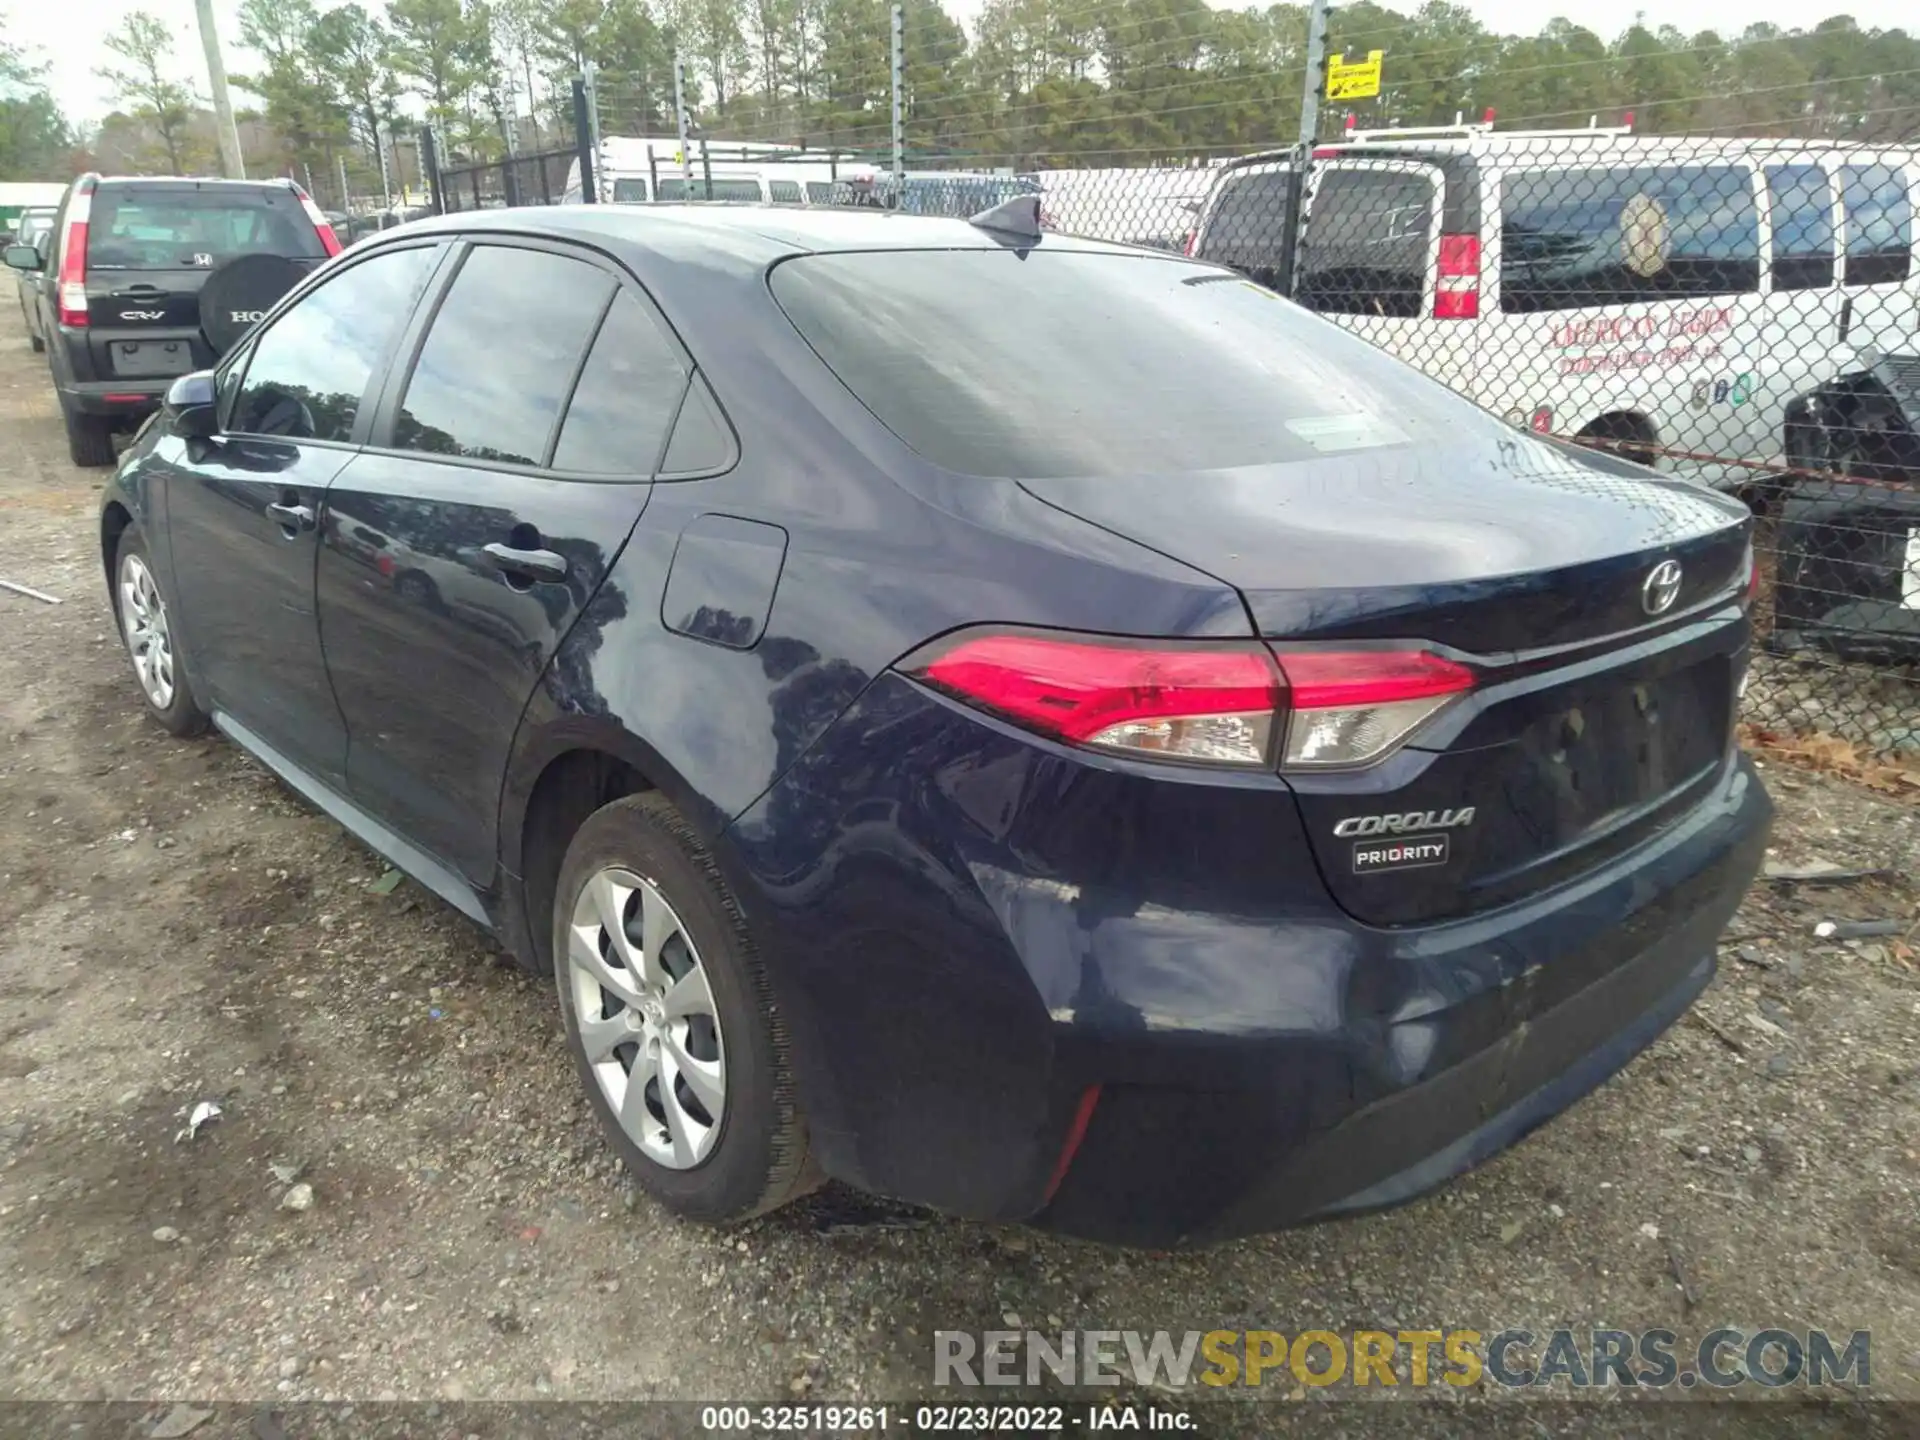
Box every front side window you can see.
[1841,163,1911,286]
[656,177,764,202]
[393,246,612,465]
[1500,164,1760,313]
[228,245,436,441]
[611,178,649,204]
[769,180,802,204]
[1766,164,1834,291]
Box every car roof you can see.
[387,202,1158,270]
[89,175,300,193]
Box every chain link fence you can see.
[500,60,1920,757]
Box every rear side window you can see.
[1841,163,1911,286]
[1499,165,1759,313]
[1299,168,1437,317]
[611,178,649,203]
[772,249,1479,478]
[1766,165,1834,291]
[89,189,322,270]
[1196,168,1293,287]
[769,180,802,204]
[806,181,832,204]
[657,177,764,202]
[394,246,613,465]
[551,290,689,474]
[659,374,735,476]
[229,246,436,441]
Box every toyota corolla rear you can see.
[725,240,1770,1247]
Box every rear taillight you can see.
[1273,649,1475,768]
[292,184,342,257]
[904,630,1474,771]
[57,183,93,328]
[911,632,1282,767]
[1182,228,1198,257]
[1434,233,1480,319]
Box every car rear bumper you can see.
[63,378,168,417]
[723,676,1771,1247]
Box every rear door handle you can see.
[1838,295,1853,343]
[482,542,569,583]
[266,500,315,532]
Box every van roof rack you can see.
[1343,122,1635,144]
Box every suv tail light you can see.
[903,630,1474,771]
[57,181,94,328]
[291,183,342,257]
[1434,233,1480,319]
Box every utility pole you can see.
[194,0,246,179]
[1275,0,1330,297]
[890,5,905,192]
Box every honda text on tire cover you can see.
[95,203,1770,1248]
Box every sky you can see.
[8,0,1917,130]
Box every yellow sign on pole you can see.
[1327,50,1384,102]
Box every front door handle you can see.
[482,542,569,583]
[266,500,314,532]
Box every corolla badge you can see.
[1333,807,1475,838]
[1642,559,1683,615]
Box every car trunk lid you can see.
[1020,439,1753,926]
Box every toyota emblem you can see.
[1642,559,1684,615]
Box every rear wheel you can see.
[114,529,209,737]
[552,793,813,1224]
[63,401,116,468]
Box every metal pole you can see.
[700,137,713,200]
[337,153,350,211]
[422,126,445,214]
[194,0,246,178]
[890,4,905,191]
[673,55,692,190]
[1275,0,1329,297]
[374,119,393,210]
[570,77,596,203]
[583,61,603,201]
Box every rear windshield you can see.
[1499,165,1759,313]
[1298,168,1437,317]
[657,177,764,202]
[89,189,322,270]
[771,249,1473,478]
[1197,168,1293,285]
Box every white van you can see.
[563,137,838,207]
[1190,125,1920,495]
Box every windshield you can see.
[772,248,1481,478]
[89,189,321,270]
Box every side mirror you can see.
[166,370,220,440]
[4,244,43,272]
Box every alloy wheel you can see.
[567,867,727,1169]
[119,553,176,711]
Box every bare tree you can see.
[98,11,201,172]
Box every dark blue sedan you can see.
[99,201,1769,1246]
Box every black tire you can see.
[112,528,210,738]
[553,793,814,1224]
[64,402,115,468]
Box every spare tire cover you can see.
[198,253,306,356]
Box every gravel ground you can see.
[2,272,1918,1431]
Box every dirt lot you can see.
[2,269,1918,1429]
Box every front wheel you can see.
[553,793,814,1224]
[114,530,209,737]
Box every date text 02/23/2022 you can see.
[699,1405,1194,1431]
